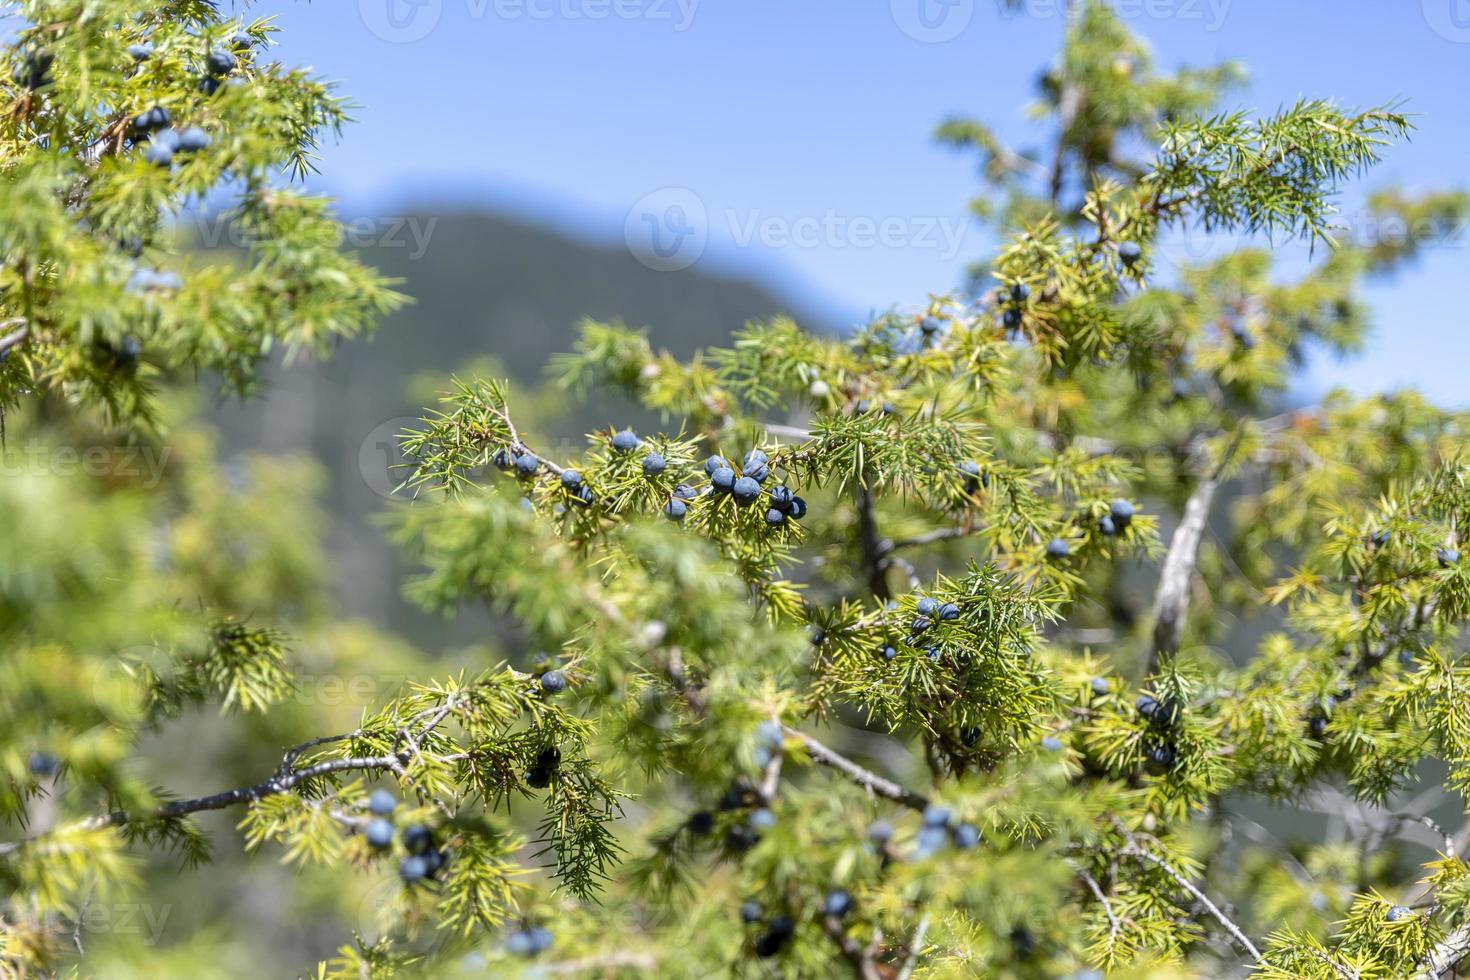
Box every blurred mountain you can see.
[207,208,839,646]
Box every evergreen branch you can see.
[1118,835,1262,962]
[101,753,403,827]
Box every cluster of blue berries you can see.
[959,459,987,495]
[1136,693,1182,771]
[199,32,254,96]
[1099,498,1133,537]
[27,750,58,778]
[129,104,211,168]
[611,429,671,481]
[557,468,595,506]
[12,49,53,90]
[868,805,980,862]
[1002,281,1029,333]
[492,445,543,482]
[527,652,569,699]
[748,910,796,957]
[706,450,808,526]
[909,595,961,636]
[524,745,561,789]
[360,790,451,884]
[685,776,773,854]
[662,482,698,521]
[92,335,144,375]
[751,719,783,769]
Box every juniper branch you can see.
[1119,838,1262,962]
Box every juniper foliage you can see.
[5,2,1470,978]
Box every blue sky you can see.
[257,0,1470,403]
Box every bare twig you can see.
[1078,867,1121,946]
[1148,474,1219,672]
[1147,431,1244,673]
[823,915,883,980]
[784,726,929,812]
[0,319,28,355]
[1417,922,1470,979]
[896,914,931,980]
[878,525,974,559]
[98,752,403,829]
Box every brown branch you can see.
[856,485,891,601]
[100,754,403,827]
[785,726,929,812]
[823,916,884,980]
[2,682,485,854]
